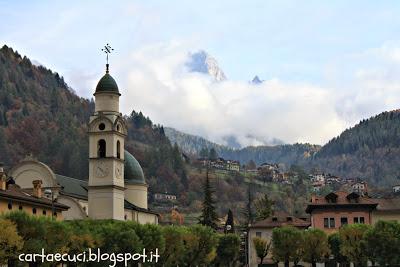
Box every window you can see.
[98,139,106,158]
[19,205,23,210]
[354,217,365,224]
[32,208,37,214]
[124,214,127,220]
[324,217,336,228]
[341,217,348,226]
[117,140,121,159]
[99,123,105,131]
[117,124,120,131]
[256,232,262,237]
[8,202,12,210]
[43,210,46,215]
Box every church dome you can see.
[124,151,145,184]
[95,73,120,94]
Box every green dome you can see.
[95,73,120,94]
[124,151,145,184]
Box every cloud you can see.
[117,42,348,146]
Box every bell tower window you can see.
[98,139,106,158]
[117,140,121,159]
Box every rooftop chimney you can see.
[0,163,6,191]
[32,180,43,198]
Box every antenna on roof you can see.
[101,43,114,73]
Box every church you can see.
[7,63,159,224]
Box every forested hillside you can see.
[309,111,400,186]
[0,45,187,196]
[0,45,93,179]
[165,127,320,168]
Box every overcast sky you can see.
[2,1,400,146]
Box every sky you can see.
[2,0,400,146]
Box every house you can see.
[226,160,240,172]
[154,192,177,201]
[351,181,368,195]
[371,198,400,224]
[393,185,400,193]
[306,191,377,234]
[0,169,69,220]
[248,211,310,267]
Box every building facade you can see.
[248,212,310,267]
[306,191,377,234]
[0,167,69,220]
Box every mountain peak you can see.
[186,50,227,82]
[251,75,263,84]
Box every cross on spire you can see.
[101,43,114,73]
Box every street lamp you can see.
[44,189,55,219]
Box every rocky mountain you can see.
[251,75,263,84]
[186,50,227,81]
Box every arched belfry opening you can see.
[98,139,106,158]
[117,140,121,159]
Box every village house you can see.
[306,191,377,234]
[306,191,400,234]
[248,211,310,267]
[351,181,368,195]
[154,192,177,201]
[393,184,400,193]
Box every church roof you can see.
[124,151,146,184]
[95,73,120,94]
[56,174,88,199]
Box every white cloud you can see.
[117,42,348,146]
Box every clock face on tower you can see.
[94,161,109,178]
[115,162,123,179]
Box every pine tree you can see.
[209,147,218,160]
[242,184,255,225]
[225,209,235,234]
[199,166,218,230]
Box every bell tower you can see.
[88,45,127,220]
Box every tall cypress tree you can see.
[199,165,218,230]
[225,209,235,234]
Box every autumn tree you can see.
[339,224,370,267]
[252,237,271,265]
[0,219,23,265]
[182,225,218,267]
[254,193,273,221]
[363,220,400,266]
[302,229,330,267]
[214,234,241,267]
[160,226,186,266]
[272,226,303,267]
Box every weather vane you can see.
[101,43,114,73]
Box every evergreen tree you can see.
[199,167,218,230]
[225,209,235,234]
[209,147,218,160]
[199,147,209,158]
